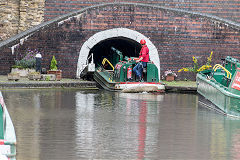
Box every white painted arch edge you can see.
[76,28,161,80]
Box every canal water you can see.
[2,89,240,160]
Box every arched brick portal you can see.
[77,28,160,79]
[0,3,240,80]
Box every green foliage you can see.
[15,58,36,69]
[50,56,58,70]
[45,76,50,81]
[178,51,213,73]
[11,65,24,69]
[14,49,39,69]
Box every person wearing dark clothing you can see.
[35,53,42,73]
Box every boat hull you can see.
[0,92,16,160]
[94,71,165,92]
[116,82,165,93]
[197,73,240,117]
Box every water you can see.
[2,89,240,160]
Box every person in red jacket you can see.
[133,39,149,81]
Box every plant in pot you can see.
[28,71,41,80]
[7,72,20,81]
[47,56,62,81]
[164,70,177,81]
[10,49,39,79]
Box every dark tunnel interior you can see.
[89,37,142,69]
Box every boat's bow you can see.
[197,57,240,117]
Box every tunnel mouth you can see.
[89,37,142,69]
[77,28,160,79]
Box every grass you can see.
[162,80,197,87]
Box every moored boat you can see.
[93,56,165,93]
[0,92,16,160]
[197,56,240,117]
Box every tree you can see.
[50,56,58,70]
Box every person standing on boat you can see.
[35,52,42,73]
[133,39,149,81]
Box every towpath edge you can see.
[0,76,197,93]
[0,76,97,89]
[164,80,197,93]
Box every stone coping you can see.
[164,80,197,93]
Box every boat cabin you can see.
[202,56,239,88]
[99,47,159,83]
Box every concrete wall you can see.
[0,0,45,41]
[0,3,240,80]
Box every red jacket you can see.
[139,45,149,62]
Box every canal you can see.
[2,89,240,160]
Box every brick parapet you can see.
[45,0,240,24]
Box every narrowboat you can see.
[92,48,165,92]
[197,56,240,117]
[0,92,16,160]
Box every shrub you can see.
[50,56,58,70]
[14,49,42,69]
[178,51,213,73]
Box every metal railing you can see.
[212,64,232,79]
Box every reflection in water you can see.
[117,92,164,159]
[197,100,240,160]
[74,91,164,159]
[33,93,41,109]
[75,92,95,158]
[2,90,240,160]
[137,101,147,160]
[232,129,240,160]
[2,90,42,160]
[210,118,227,159]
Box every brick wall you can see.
[2,1,240,42]
[45,0,240,23]
[0,3,240,80]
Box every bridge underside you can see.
[77,28,160,79]
[89,37,141,68]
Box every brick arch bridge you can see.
[77,28,160,78]
[0,2,240,80]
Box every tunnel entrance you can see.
[77,28,160,79]
[89,37,142,68]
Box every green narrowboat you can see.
[197,56,240,117]
[93,48,165,92]
[0,92,16,160]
